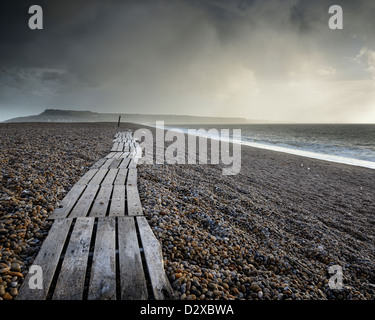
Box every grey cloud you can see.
[1,0,375,122]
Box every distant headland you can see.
[3,109,258,125]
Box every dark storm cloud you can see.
[1,0,375,122]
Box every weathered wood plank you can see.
[126,168,142,216]
[101,168,118,185]
[105,152,116,159]
[112,152,123,159]
[118,158,130,169]
[109,158,123,169]
[128,159,137,169]
[69,185,99,218]
[109,185,125,216]
[89,185,112,217]
[53,218,94,300]
[17,219,73,300]
[127,185,143,216]
[76,169,98,185]
[117,142,124,152]
[111,142,119,152]
[136,217,173,300]
[114,168,128,185]
[89,169,108,185]
[126,168,137,187]
[48,185,86,219]
[100,158,115,169]
[88,218,116,300]
[91,158,107,169]
[118,217,148,300]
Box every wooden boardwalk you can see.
[17,132,172,300]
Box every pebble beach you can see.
[138,127,375,300]
[0,122,118,300]
[0,122,374,300]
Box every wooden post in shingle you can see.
[117,115,121,127]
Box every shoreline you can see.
[240,140,375,170]
[151,123,375,170]
[0,122,374,300]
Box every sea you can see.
[160,123,375,170]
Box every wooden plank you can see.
[76,169,98,185]
[128,159,137,168]
[48,185,86,219]
[91,158,107,169]
[114,168,127,185]
[109,158,123,169]
[89,185,112,217]
[117,142,124,152]
[111,142,119,152]
[100,158,115,169]
[118,158,130,169]
[69,185,99,218]
[89,169,108,185]
[53,218,94,300]
[112,152,123,159]
[127,168,137,186]
[121,152,130,158]
[109,185,125,216]
[105,152,116,159]
[101,168,118,185]
[118,217,148,299]
[127,185,143,216]
[136,217,173,300]
[88,218,116,300]
[17,219,73,300]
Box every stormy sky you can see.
[1,0,375,123]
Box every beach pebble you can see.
[2,292,13,300]
[0,285,5,296]
[11,263,21,273]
